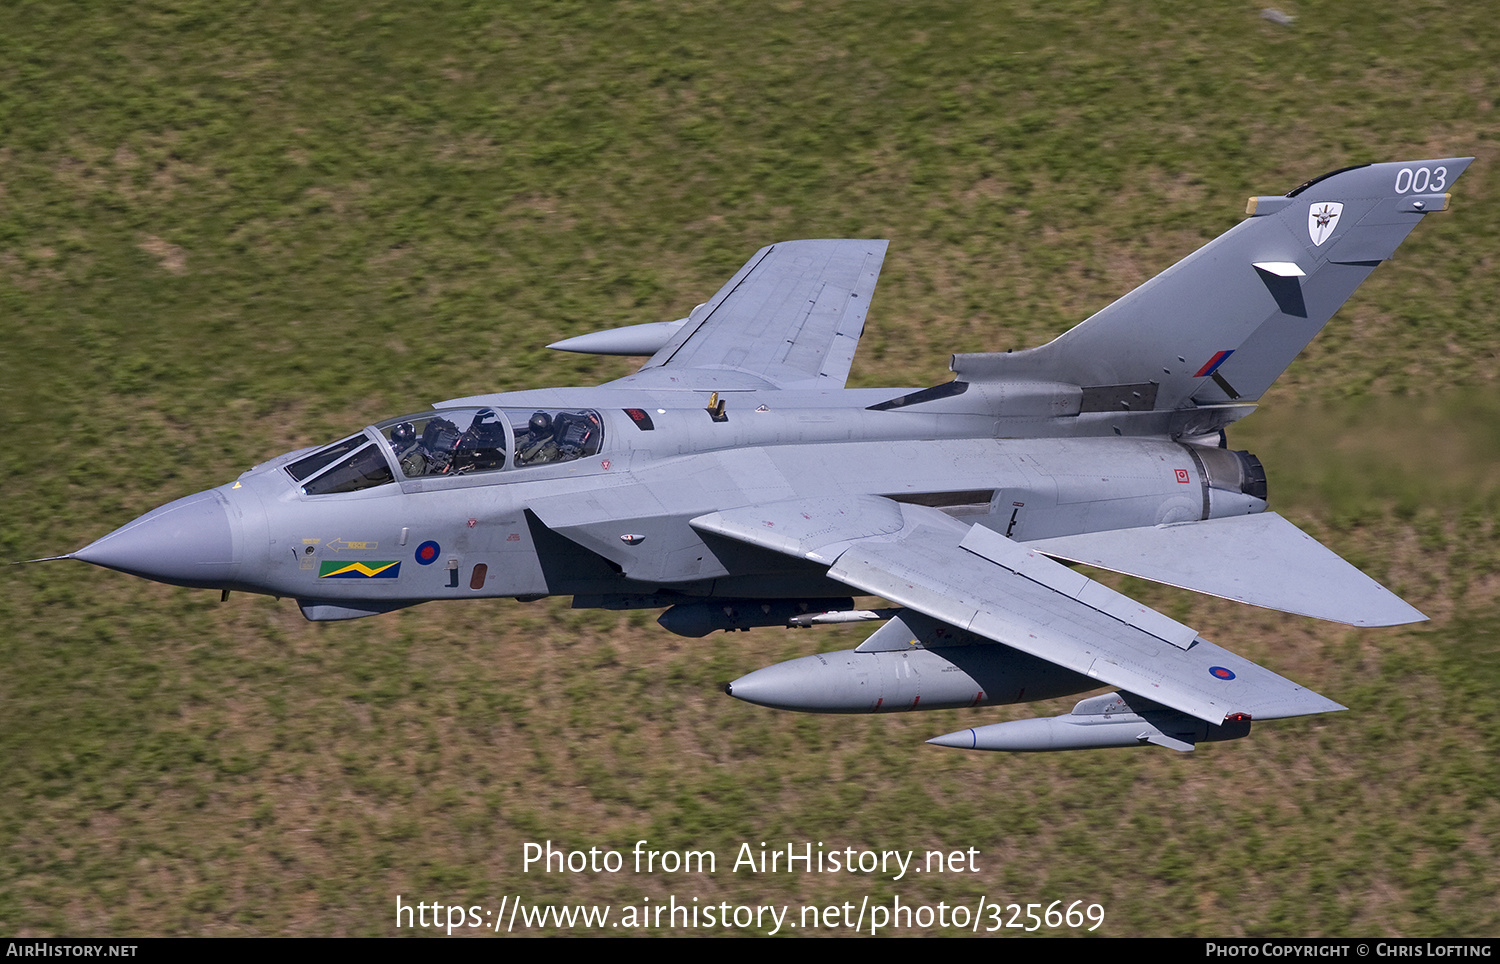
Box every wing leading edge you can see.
[605,239,888,392]
[692,498,1345,723]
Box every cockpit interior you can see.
[284,408,604,495]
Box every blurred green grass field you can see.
[1,0,1496,936]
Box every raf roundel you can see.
[1210,666,1236,681]
[415,541,442,566]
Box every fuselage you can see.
[69,158,1464,747]
[75,385,1268,621]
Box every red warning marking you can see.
[1175,468,1190,483]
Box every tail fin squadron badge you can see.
[1308,202,1343,246]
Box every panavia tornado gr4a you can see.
[66,158,1471,752]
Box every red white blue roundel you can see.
[415,540,441,565]
[1209,666,1236,681]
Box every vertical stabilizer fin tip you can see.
[1247,196,1293,217]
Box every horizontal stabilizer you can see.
[1023,512,1425,626]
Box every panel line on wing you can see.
[608,239,889,391]
[958,523,1198,650]
[652,244,777,369]
[699,495,1342,724]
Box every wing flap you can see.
[958,523,1198,649]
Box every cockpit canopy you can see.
[284,407,604,495]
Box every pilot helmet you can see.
[528,411,553,435]
[390,422,416,448]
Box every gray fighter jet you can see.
[64,158,1472,752]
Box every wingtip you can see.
[1352,601,1429,627]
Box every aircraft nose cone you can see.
[75,489,239,588]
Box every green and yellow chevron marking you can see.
[318,560,401,579]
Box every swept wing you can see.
[692,498,1344,723]
[604,239,888,391]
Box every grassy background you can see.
[1,0,1497,936]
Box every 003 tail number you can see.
[1394,167,1446,194]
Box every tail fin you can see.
[952,158,1473,410]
